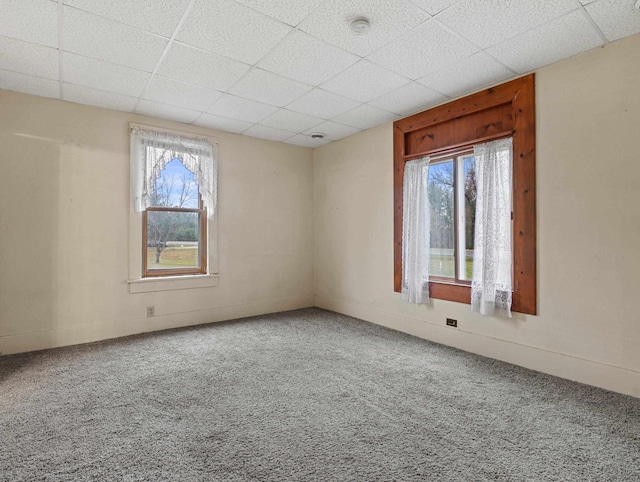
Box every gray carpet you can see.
[1,308,639,481]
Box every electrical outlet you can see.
[147,306,155,317]
[446,318,457,328]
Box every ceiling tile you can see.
[0,0,58,48]
[303,121,361,140]
[208,94,279,123]
[298,0,430,56]
[332,104,399,130]
[0,36,59,80]
[234,0,326,27]
[585,0,640,42]
[284,134,331,148]
[177,0,292,65]
[228,68,313,107]
[4,0,623,136]
[135,99,201,124]
[487,9,603,74]
[260,109,324,133]
[63,0,190,37]
[0,69,59,99]
[369,82,447,116]
[193,114,253,134]
[418,51,512,98]
[63,7,167,72]
[367,20,477,79]
[436,0,577,49]
[243,124,295,142]
[320,60,409,102]
[408,0,461,15]
[257,30,359,86]
[286,88,361,119]
[158,43,250,92]
[64,53,150,97]
[144,76,222,111]
[63,83,138,111]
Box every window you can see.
[143,159,207,276]
[130,126,217,280]
[426,151,478,284]
[394,74,536,315]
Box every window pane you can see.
[460,155,477,280]
[150,158,199,209]
[147,211,200,270]
[428,160,455,278]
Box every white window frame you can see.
[126,123,219,293]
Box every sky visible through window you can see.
[154,158,199,209]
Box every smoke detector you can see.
[310,132,326,139]
[350,17,371,36]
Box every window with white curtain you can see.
[394,75,536,315]
[130,126,218,278]
[402,138,513,316]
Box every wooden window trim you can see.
[142,199,208,278]
[393,74,536,315]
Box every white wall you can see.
[2,34,639,398]
[0,91,315,354]
[313,34,640,397]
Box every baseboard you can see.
[0,296,314,356]
[315,296,640,398]
[5,294,638,398]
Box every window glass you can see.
[146,159,202,272]
[427,154,479,282]
[428,160,455,278]
[147,211,201,270]
[460,155,477,281]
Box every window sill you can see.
[429,281,471,305]
[127,274,219,294]
[428,281,533,315]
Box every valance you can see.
[130,127,217,219]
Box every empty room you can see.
[2,0,640,480]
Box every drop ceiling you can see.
[1,0,639,147]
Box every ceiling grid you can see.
[1,0,639,147]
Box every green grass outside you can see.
[429,255,473,279]
[147,247,198,269]
[147,249,471,276]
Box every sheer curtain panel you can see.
[471,138,513,317]
[402,157,431,304]
[130,127,218,219]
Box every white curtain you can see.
[402,157,431,304]
[471,137,513,317]
[130,127,218,219]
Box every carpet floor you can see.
[1,308,639,481]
